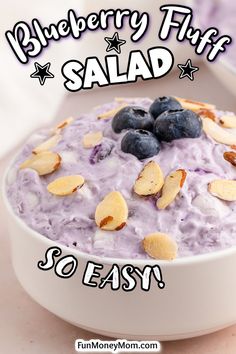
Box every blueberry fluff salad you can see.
[6,96,236,260]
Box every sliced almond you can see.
[143,233,177,260]
[95,191,128,231]
[82,131,103,148]
[203,118,236,146]
[176,97,215,111]
[157,169,187,209]
[97,104,127,120]
[219,114,236,128]
[208,179,236,201]
[20,151,61,176]
[56,117,74,130]
[32,134,62,154]
[134,161,164,196]
[223,151,236,167]
[47,175,85,196]
[197,108,217,122]
[115,97,129,103]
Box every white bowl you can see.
[189,0,236,97]
[2,164,236,341]
[207,59,236,97]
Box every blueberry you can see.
[112,106,154,133]
[89,139,114,164]
[154,109,202,142]
[121,129,160,160]
[149,96,182,119]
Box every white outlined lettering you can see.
[38,248,166,291]
[62,47,174,92]
[5,9,150,63]
[159,5,232,61]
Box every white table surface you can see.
[1,63,236,353]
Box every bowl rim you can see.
[218,57,236,75]
[2,154,236,267]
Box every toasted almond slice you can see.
[143,233,177,260]
[219,114,236,128]
[56,117,74,130]
[82,131,103,148]
[115,97,128,103]
[157,169,187,209]
[223,151,236,167]
[134,161,164,196]
[32,134,62,154]
[176,97,215,111]
[47,175,85,196]
[95,191,128,231]
[197,108,217,122]
[203,118,236,146]
[97,104,127,120]
[20,151,61,176]
[208,179,236,201]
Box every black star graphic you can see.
[177,59,199,81]
[30,62,54,85]
[104,32,126,54]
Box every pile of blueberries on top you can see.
[112,96,203,160]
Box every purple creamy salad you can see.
[6,97,236,259]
